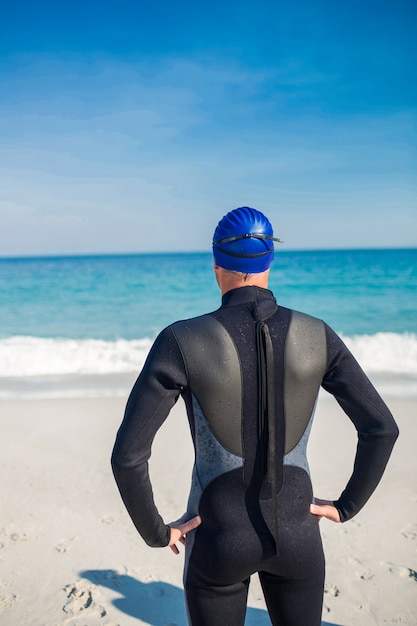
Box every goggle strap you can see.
[213,233,283,245]
[213,246,273,259]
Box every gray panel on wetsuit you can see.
[171,315,243,457]
[284,311,327,454]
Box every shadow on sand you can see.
[80,569,341,626]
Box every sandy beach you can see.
[0,392,416,626]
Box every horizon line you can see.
[1,245,416,261]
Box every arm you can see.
[316,324,399,523]
[111,326,188,547]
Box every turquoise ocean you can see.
[0,248,416,400]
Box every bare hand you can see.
[310,497,340,523]
[168,514,202,555]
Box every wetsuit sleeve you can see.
[111,326,188,547]
[321,324,399,522]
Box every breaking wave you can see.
[0,332,416,399]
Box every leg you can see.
[257,465,326,625]
[185,578,250,626]
[258,565,325,626]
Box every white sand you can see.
[0,393,415,626]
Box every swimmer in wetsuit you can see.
[112,207,399,626]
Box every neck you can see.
[215,266,270,296]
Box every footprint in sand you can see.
[63,581,106,617]
[359,568,375,582]
[381,562,417,581]
[55,543,68,553]
[10,532,28,543]
[0,529,28,545]
[0,591,17,609]
[91,567,127,589]
[324,582,340,597]
[401,522,417,541]
[0,580,17,609]
[54,536,77,553]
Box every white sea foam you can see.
[0,336,153,377]
[341,332,417,376]
[0,332,416,400]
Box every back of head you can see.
[212,207,280,274]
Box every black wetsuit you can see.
[112,286,398,626]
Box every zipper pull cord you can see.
[256,320,268,474]
[256,320,280,555]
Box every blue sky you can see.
[1,0,416,255]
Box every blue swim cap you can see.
[213,207,281,273]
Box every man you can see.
[112,207,398,625]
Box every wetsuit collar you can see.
[221,286,277,314]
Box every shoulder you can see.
[170,312,214,332]
[170,312,227,347]
[278,305,327,334]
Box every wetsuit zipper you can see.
[256,318,279,555]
